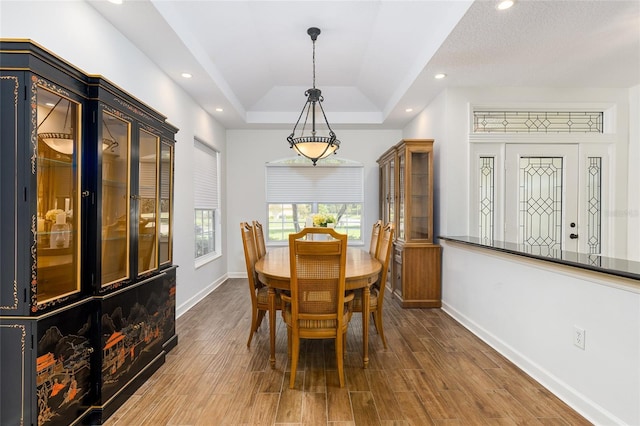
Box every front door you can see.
[505,144,579,253]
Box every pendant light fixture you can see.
[287,27,340,166]
[38,98,74,155]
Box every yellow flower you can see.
[312,213,336,227]
[45,209,65,222]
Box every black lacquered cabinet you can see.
[1,40,177,425]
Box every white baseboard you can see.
[441,302,625,426]
[227,272,248,279]
[176,273,229,318]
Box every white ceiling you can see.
[88,0,640,130]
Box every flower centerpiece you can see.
[312,213,336,227]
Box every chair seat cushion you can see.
[256,286,282,308]
[352,287,379,311]
[283,306,351,329]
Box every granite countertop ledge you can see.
[439,235,640,282]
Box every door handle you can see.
[569,233,578,239]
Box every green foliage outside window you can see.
[267,203,362,242]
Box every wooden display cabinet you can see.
[378,139,441,308]
[0,40,177,425]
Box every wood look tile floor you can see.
[104,278,591,425]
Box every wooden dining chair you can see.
[369,220,383,258]
[280,227,354,388]
[252,220,267,259]
[240,221,280,348]
[354,222,394,349]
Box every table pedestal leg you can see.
[362,286,370,368]
[268,287,276,368]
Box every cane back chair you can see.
[281,227,354,388]
[353,222,394,349]
[240,221,280,348]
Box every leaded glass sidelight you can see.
[479,157,495,243]
[519,157,563,254]
[587,157,602,254]
[138,129,159,274]
[36,87,82,304]
[101,111,131,286]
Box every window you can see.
[193,139,220,262]
[266,158,364,243]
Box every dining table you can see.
[255,246,382,369]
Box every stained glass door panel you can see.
[505,144,578,254]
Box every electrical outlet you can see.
[574,326,586,350]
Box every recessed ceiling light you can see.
[108,0,123,4]
[405,108,413,113]
[45,102,55,107]
[181,72,192,79]
[215,108,223,112]
[434,73,447,79]
[497,0,515,10]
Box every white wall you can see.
[226,128,402,275]
[440,241,640,425]
[628,85,640,260]
[0,1,228,315]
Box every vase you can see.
[50,213,70,249]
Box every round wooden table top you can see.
[255,246,382,291]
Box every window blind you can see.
[139,159,157,199]
[193,140,219,209]
[160,143,172,199]
[266,164,363,203]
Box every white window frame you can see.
[193,139,221,267]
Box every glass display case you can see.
[95,97,177,292]
[1,41,178,425]
[377,139,441,308]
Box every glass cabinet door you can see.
[379,154,396,227]
[409,150,431,240]
[159,141,173,265]
[36,87,81,304]
[397,150,406,241]
[138,129,159,275]
[101,111,131,286]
